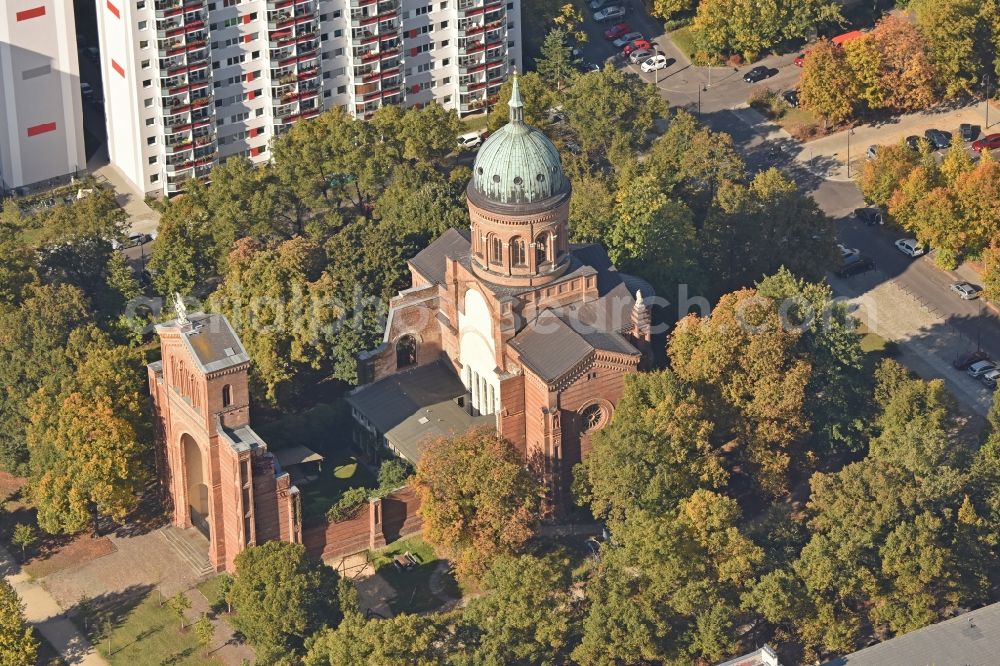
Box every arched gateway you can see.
[148,311,304,572]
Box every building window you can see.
[580,404,606,432]
[150,174,159,183]
[222,384,232,407]
[138,20,147,29]
[511,237,526,266]
[396,335,417,369]
[148,156,157,164]
[490,236,503,264]
[535,232,549,265]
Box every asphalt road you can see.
[579,8,1000,405]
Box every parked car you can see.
[983,369,1000,389]
[968,360,998,378]
[894,238,926,257]
[457,131,483,149]
[866,144,879,160]
[782,89,799,107]
[578,60,602,73]
[905,135,923,152]
[835,256,875,278]
[838,243,860,260]
[950,281,980,300]
[628,48,652,64]
[972,133,1000,152]
[80,82,94,99]
[603,22,631,40]
[954,350,990,370]
[612,31,643,48]
[854,207,883,226]
[959,123,981,142]
[640,54,668,72]
[924,128,952,149]
[593,6,625,22]
[743,65,776,83]
[793,52,808,67]
[623,39,651,55]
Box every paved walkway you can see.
[0,545,108,665]
[87,145,161,235]
[184,587,255,665]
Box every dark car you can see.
[959,123,981,142]
[954,350,990,370]
[905,135,923,152]
[924,128,952,149]
[854,207,883,226]
[835,255,875,278]
[577,60,602,73]
[782,89,799,107]
[743,66,776,83]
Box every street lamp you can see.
[985,74,992,130]
[846,128,855,178]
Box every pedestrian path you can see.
[0,545,108,665]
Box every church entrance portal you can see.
[182,434,211,539]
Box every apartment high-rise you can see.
[96,0,520,197]
[0,1,86,193]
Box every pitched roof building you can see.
[347,76,653,505]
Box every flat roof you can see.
[345,360,494,463]
[824,603,1000,666]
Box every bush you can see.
[327,487,369,522]
[377,458,413,492]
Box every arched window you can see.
[490,236,503,265]
[396,334,417,369]
[580,404,606,432]
[222,384,232,408]
[535,232,549,265]
[511,237,526,267]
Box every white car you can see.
[968,360,997,378]
[838,243,859,260]
[640,54,668,72]
[612,32,643,48]
[982,368,1000,389]
[457,131,483,149]
[894,238,926,257]
[593,6,625,22]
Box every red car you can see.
[623,39,651,55]
[603,22,631,40]
[972,133,1000,152]
[794,51,808,67]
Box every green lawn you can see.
[83,592,222,666]
[670,27,698,63]
[373,537,460,615]
[196,575,230,614]
[461,113,489,132]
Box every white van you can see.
[457,131,483,150]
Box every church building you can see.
[347,77,653,505]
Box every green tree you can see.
[455,554,574,666]
[11,523,36,559]
[0,578,38,666]
[194,616,214,655]
[563,67,667,159]
[0,205,37,306]
[574,491,763,665]
[167,592,191,630]
[147,195,218,296]
[567,174,614,242]
[575,370,727,521]
[651,0,694,20]
[488,72,551,131]
[800,39,857,125]
[414,428,540,580]
[229,541,340,661]
[304,613,446,666]
[606,174,700,297]
[982,243,1000,302]
[398,103,464,163]
[913,0,986,98]
[692,0,840,59]
[535,28,579,93]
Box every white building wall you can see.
[97,0,520,197]
[0,1,86,191]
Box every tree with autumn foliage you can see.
[857,141,919,207]
[0,578,37,666]
[845,15,937,113]
[414,427,540,579]
[799,39,857,126]
[983,244,1000,302]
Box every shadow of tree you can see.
[66,583,154,659]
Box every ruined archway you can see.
[182,433,210,539]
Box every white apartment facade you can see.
[96,0,520,197]
[0,1,86,193]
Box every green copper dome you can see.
[472,75,568,205]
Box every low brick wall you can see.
[303,485,423,561]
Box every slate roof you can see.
[509,310,640,383]
[345,361,493,463]
[156,313,250,374]
[823,603,1000,666]
[408,228,471,286]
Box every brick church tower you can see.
[148,302,301,572]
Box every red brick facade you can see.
[148,314,302,572]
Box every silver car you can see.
[968,360,997,378]
[593,6,625,22]
[628,48,652,64]
[982,368,1000,389]
[950,282,979,300]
